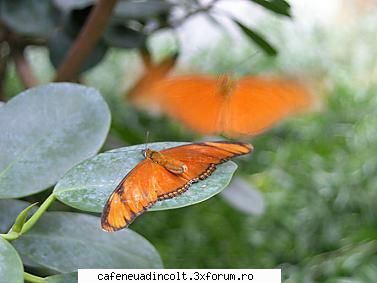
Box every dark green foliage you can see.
[0,0,291,78]
[234,20,278,56]
[249,0,291,17]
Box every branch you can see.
[0,43,9,101]
[12,48,38,88]
[140,45,153,68]
[171,0,220,28]
[54,0,118,82]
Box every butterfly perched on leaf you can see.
[128,62,313,137]
[101,141,252,232]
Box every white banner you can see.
[78,269,281,283]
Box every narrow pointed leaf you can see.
[10,203,38,233]
[234,20,277,56]
[0,200,35,233]
[250,0,291,17]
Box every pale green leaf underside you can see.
[0,83,111,198]
[54,142,238,213]
[13,212,162,272]
[0,237,23,283]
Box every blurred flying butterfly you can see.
[128,65,313,137]
[101,141,252,232]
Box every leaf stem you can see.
[0,194,56,241]
[20,193,57,236]
[0,231,19,241]
[24,271,45,283]
[54,0,118,82]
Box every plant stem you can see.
[24,272,45,283]
[54,0,118,82]
[20,193,57,236]
[0,231,19,241]
[0,42,9,101]
[140,45,152,68]
[12,48,38,88]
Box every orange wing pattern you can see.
[127,56,177,110]
[221,77,312,136]
[130,74,312,137]
[153,76,223,134]
[101,141,252,232]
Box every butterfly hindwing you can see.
[101,141,252,232]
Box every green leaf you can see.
[54,142,238,213]
[0,237,23,283]
[104,24,147,49]
[114,0,173,20]
[250,0,291,17]
[0,83,111,198]
[0,0,57,37]
[46,272,77,283]
[234,20,277,56]
[48,30,108,73]
[52,0,95,12]
[0,200,34,233]
[13,212,162,272]
[221,177,265,215]
[10,203,38,233]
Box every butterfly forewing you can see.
[101,141,252,232]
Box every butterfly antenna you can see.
[230,50,260,73]
[145,131,150,150]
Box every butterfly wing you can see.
[101,160,189,232]
[153,75,224,134]
[221,77,312,137]
[160,141,252,181]
[127,56,177,110]
[101,141,252,232]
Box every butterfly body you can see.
[101,141,252,232]
[217,75,236,97]
[143,148,188,175]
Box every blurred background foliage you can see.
[1,0,377,282]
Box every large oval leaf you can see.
[54,142,238,212]
[48,30,108,73]
[13,212,162,272]
[0,83,111,198]
[0,0,57,37]
[52,0,94,12]
[104,24,146,49]
[114,0,173,20]
[0,237,23,283]
[221,177,265,215]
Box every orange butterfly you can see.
[101,141,252,232]
[129,73,313,137]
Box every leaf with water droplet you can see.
[54,142,238,213]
